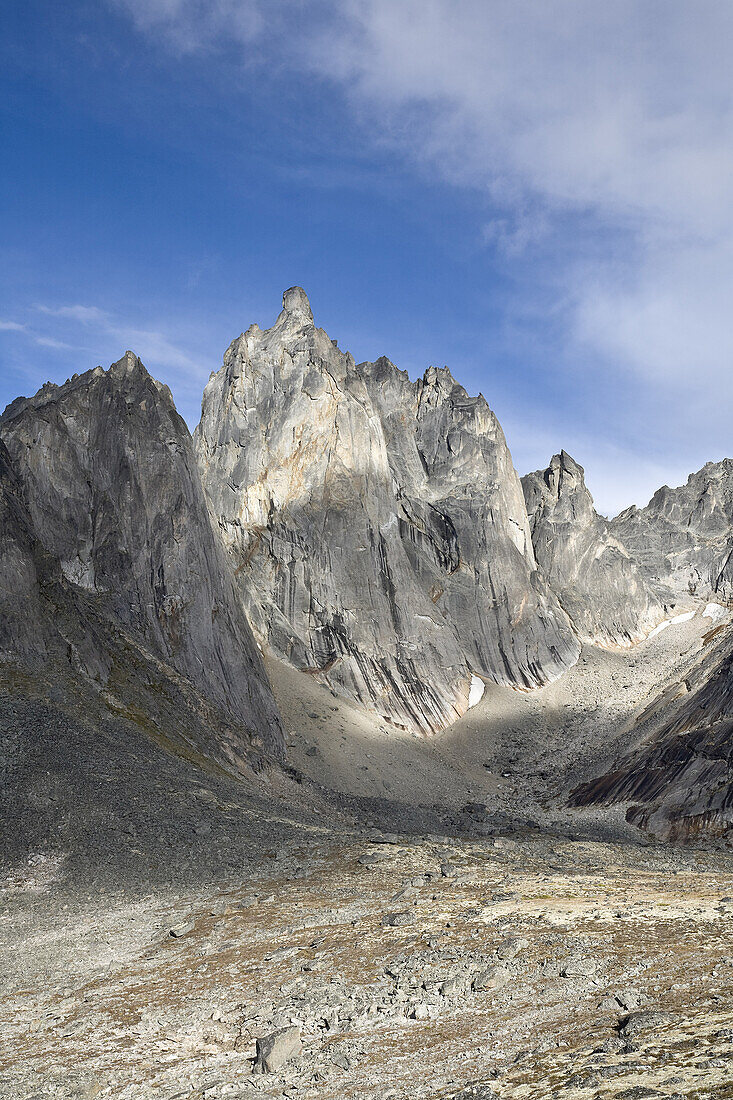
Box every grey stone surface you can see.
[0,353,283,765]
[253,1025,302,1073]
[571,618,733,840]
[356,356,580,687]
[522,451,666,647]
[611,458,733,601]
[195,288,579,735]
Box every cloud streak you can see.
[1,303,207,428]
[111,1,733,390]
[31,303,201,376]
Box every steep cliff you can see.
[612,459,733,602]
[571,617,733,840]
[356,356,580,686]
[522,451,667,648]
[0,353,284,765]
[195,288,579,735]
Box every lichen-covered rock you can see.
[522,451,666,647]
[611,459,733,601]
[195,289,579,735]
[0,353,283,764]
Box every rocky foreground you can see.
[3,648,733,1100]
[3,812,733,1099]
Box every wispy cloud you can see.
[1,318,75,350]
[36,304,109,325]
[31,302,200,376]
[33,336,76,350]
[110,1,733,390]
[111,0,266,54]
[0,302,206,427]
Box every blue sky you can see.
[3,1,733,515]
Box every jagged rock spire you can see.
[279,286,314,324]
[195,289,579,735]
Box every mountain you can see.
[612,459,733,601]
[194,288,580,736]
[535,454,733,842]
[0,353,284,768]
[3,286,732,842]
[522,451,667,648]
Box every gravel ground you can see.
[2,608,733,1098]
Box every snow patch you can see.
[647,610,696,639]
[468,675,485,708]
[703,602,729,622]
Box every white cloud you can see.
[0,320,75,350]
[310,2,733,359]
[112,0,265,54]
[33,336,75,350]
[111,1,733,385]
[31,303,200,376]
[36,304,109,325]
[106,1,733,507]
[0,304,205,423]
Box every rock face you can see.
[571,618,733,840]
[567,457,733,841]
[195,288,579,735]
[611,459,733,602]
[356,358,580,687]
[0,437,69,665]
[0,353,284,765]
[522,451,666,648]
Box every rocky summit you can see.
[2,288,733,1099]
[195,288,580,737]
[522,451,665,649]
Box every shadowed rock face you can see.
[611,459,733,602]
[0,438,73,664]
[0,354,284,765]
[195,289,579,735]
[522,451,667,648]
[571,620,733,840]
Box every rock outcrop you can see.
[612,459,733,602]
[571,617,733,840]
[0,354,284,766]
[195,288,579,736]
[522,451,667,648]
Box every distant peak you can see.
[548,450,584,480]
[281,286,313,323]
[110,350,143,374]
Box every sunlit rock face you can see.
[355,356,580,689]
[195,288,580,735]
[522,451,667,648]
[0,353,284,764]
[611,459,733,602]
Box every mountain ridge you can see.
[2,287,733,841]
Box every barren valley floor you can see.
[2,612,733,1099]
